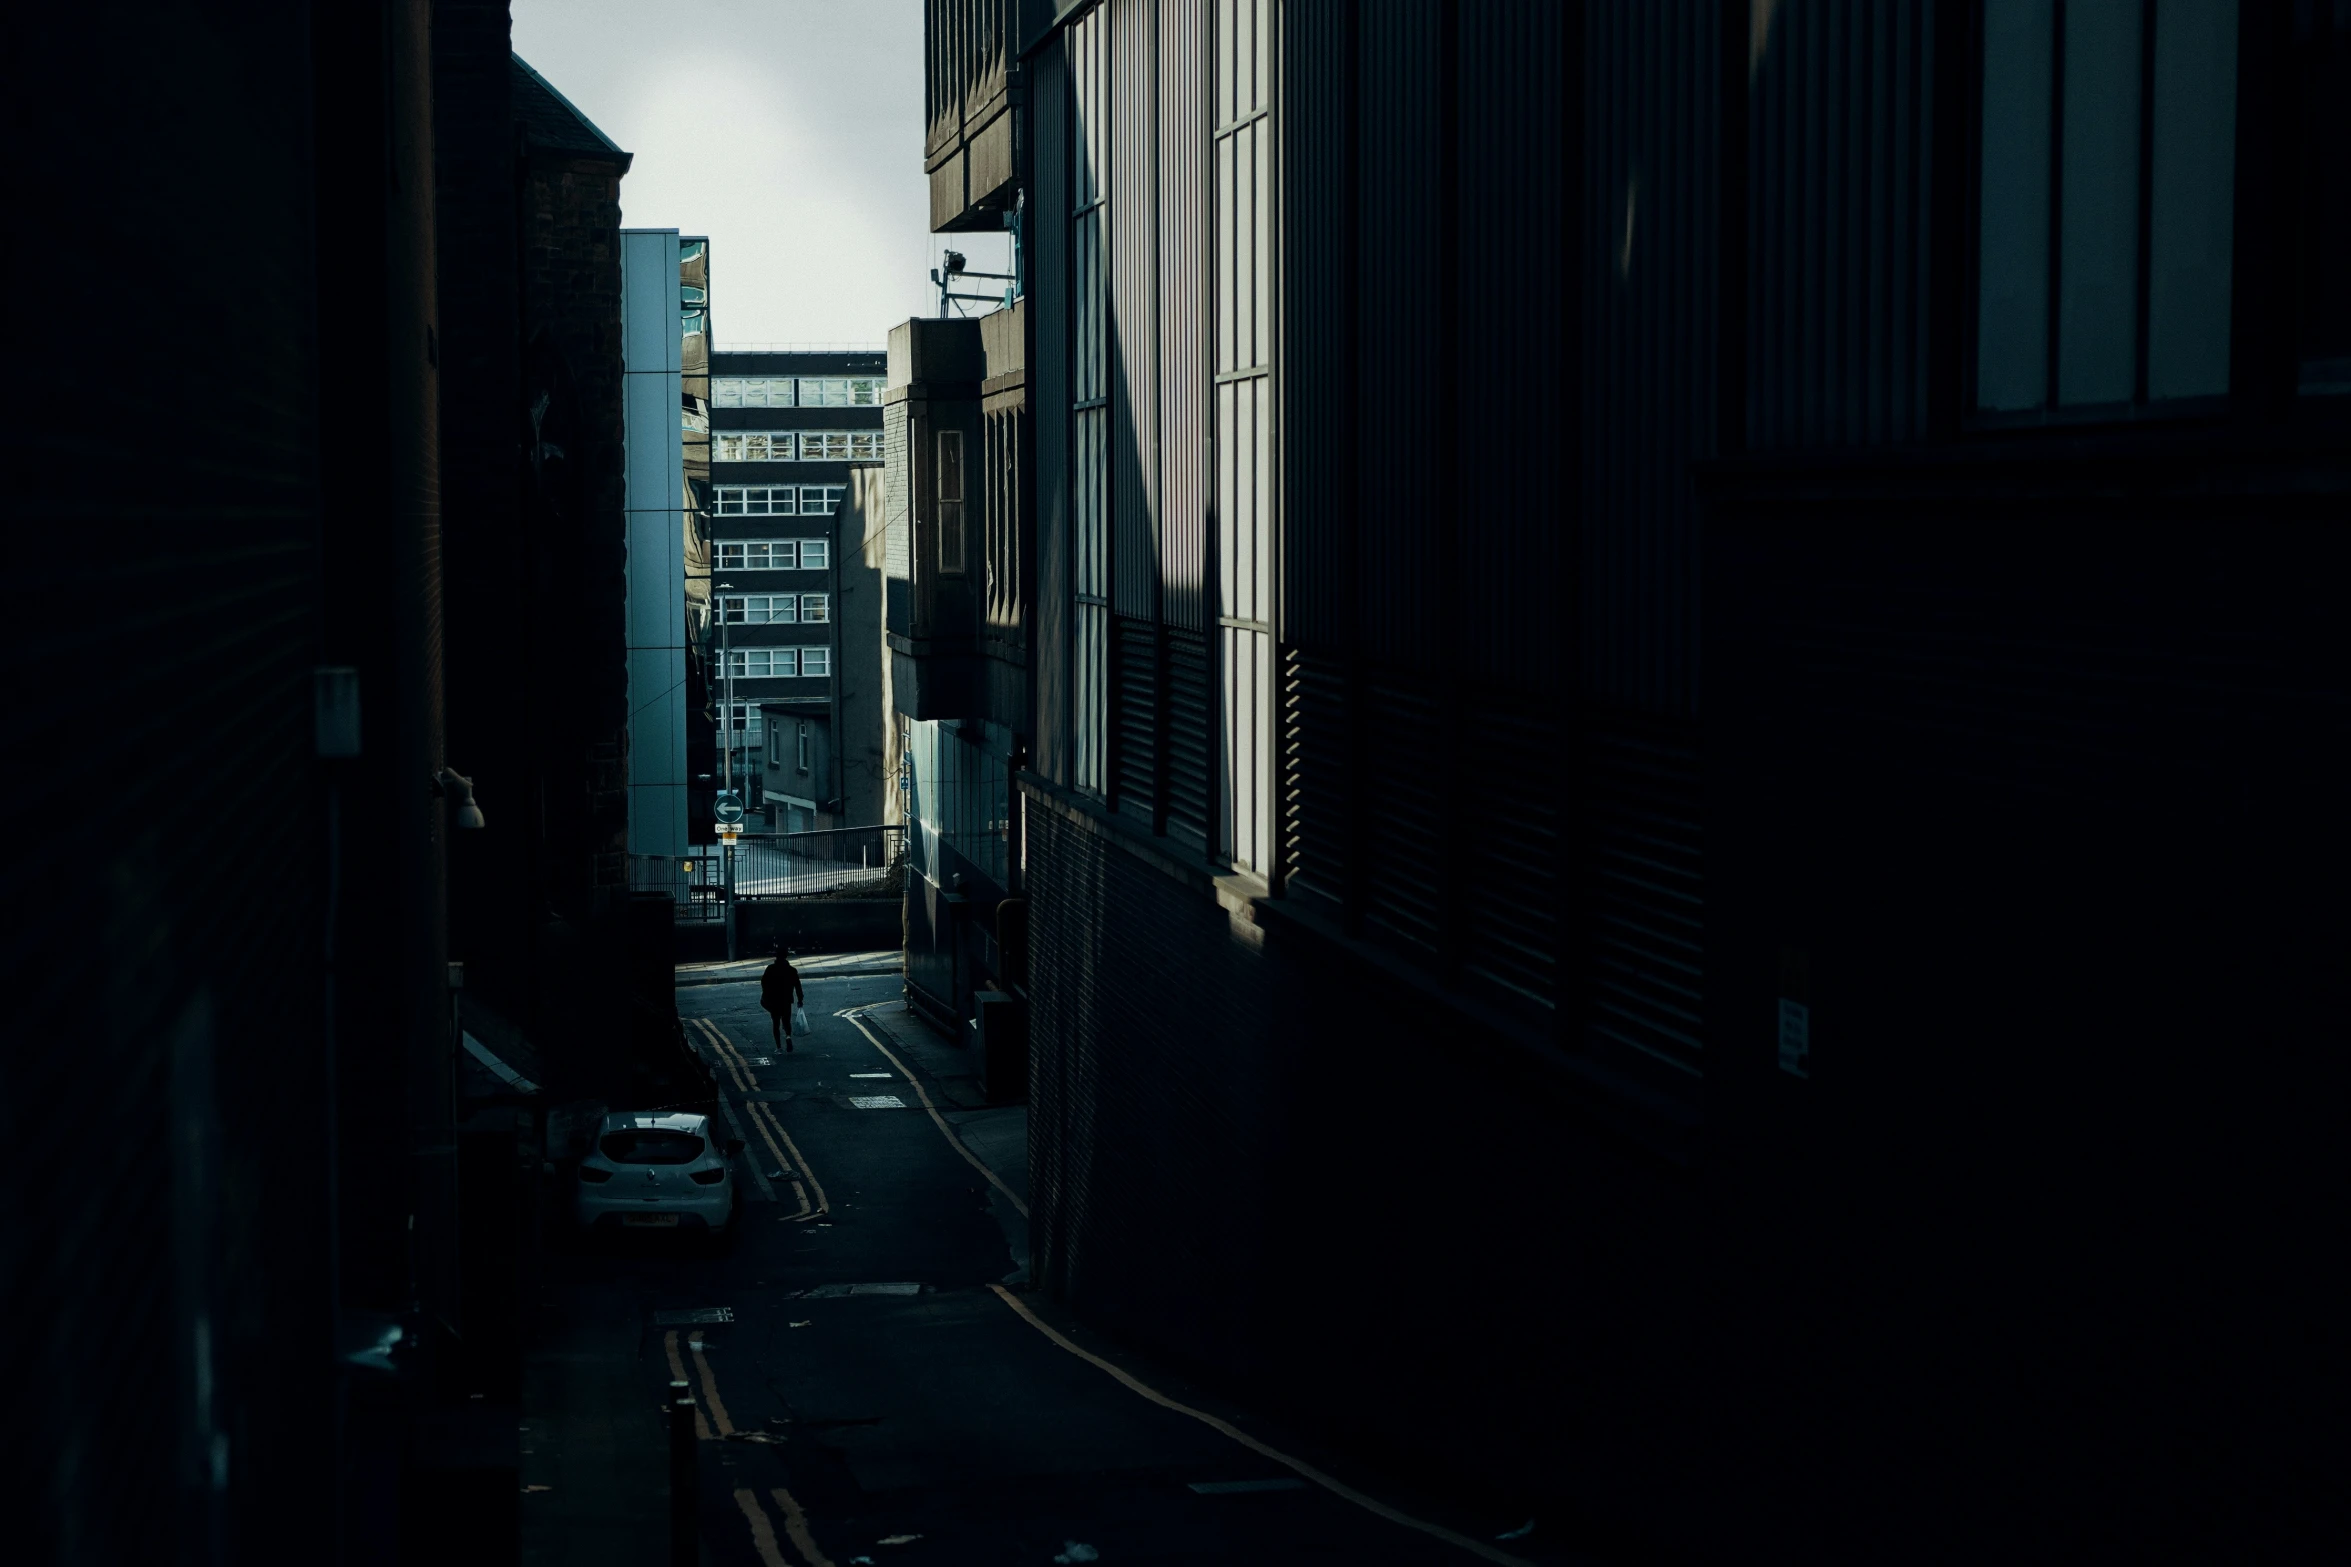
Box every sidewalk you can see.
[848,996,1031,1278]
[672,949,902,987]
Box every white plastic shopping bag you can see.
[791,1001,810,1034]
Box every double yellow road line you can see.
[663,1325,833,1567]
[687,1015,829,1222]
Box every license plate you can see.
[622,1213,680,1228]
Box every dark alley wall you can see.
[995,1,2348,1560]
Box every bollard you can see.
[669,1380,697,1567]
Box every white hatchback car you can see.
[575,1111,742,1244]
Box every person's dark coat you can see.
[760,959,804,1016]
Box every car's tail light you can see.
[689,1167,726,1185]
[578,1165,613,1184]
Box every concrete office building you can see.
[706,349,886,831]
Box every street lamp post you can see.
[718,579,737,959]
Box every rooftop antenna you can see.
[930,245,1016,319]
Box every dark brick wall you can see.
[520,148,632,925]
[434,0,529,1008]
[1023,783,1704,1558]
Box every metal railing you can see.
[630,826,905,922]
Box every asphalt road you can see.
[524,972,1577,1567]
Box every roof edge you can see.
[512,51,629,159]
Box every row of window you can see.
[722,645,833,679]
[719,593,828,625]
[716,538,831,571]
[715,485,845,518]
[713,430,881,463]
[713,376,885,408]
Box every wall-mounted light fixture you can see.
[433,767,486,829]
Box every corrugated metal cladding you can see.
[926,0,1013,157]
[1455,2,1572,694]
[1109,0,1159,621]
[1030,34,1073,787]
[1275,0,1352,651]
[1747,0,1935,448]
[1274,3,1355,916]
[1159,0,1210,635]
[1353,0,1443,670]
[1582,0,1716,720]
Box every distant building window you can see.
[797,593,830,623]
[715,485,797,516]
[1975,0,2239,414]
[798,484,846,515]
[718,539,797,570]
[727,647,798,679]
[720,594,801,625]
[714,430,795,462]
[800,431,853,462]
[796,721,811,772]
[725,646,830,680]
[800,377,885,407]
[848,430,884,461]
[718,702,762,741]
[798,538,830,571]
[714,378,797,408]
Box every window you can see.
[718,701,764,742]
[720,594,799,625]
[715,486,797,516]
[725,647,829,679]
[717,593,827,623]
[1975,0,2239,415]
[801,377,885,407]
[796,722,811,772]
[798,484,845,515]
[1213,0,1275,872]
[717,539,798,570]
[937,428,967,574]
[1070,3,1110,798]
[726,647,797,678]
[713,378,797,408]
[798,538,830,571]
[848,429,884,461]
[800,431,852,461]
[714,430,795,462]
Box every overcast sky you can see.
[512,0,1013,346]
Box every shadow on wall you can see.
[1019,797,1705,1563]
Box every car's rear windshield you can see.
[599,1131,705,1164]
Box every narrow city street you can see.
[520,968,1574,1567]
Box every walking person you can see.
[761,943,806,1053]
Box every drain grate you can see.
[843,1094,907,1110]
[651,1307,734,1326]
[789,1283,923,1300]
